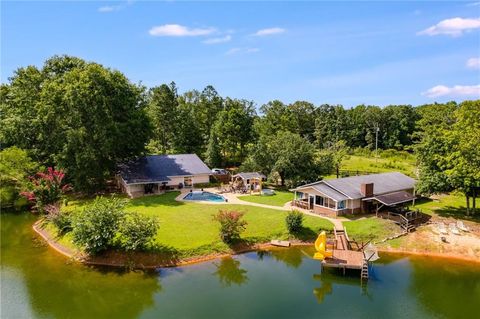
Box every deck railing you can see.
[291,199,310,210]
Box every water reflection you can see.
[409,256,480,319]
[213,257,248,287]
[312,270,367,304]
[312,274,333,303]
[1,213,161,319]
[268,247,304,268]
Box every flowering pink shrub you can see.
[213,210,248,243]
[21,167,71,213]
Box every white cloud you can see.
[98,0,134,13]
[467,2,480,6]
[253,27,286,36]
[149,24,216,37]
[226,47,260,55]
[466,57,480,69]
[422,84,480,98]
[98,6,116,12]
[203,35,232,44]
[417,17,480,37]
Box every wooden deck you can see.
[321,228,366,273]
[322,250,364,270]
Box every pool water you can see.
[183,191,227,202]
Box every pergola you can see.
[232,172,265,193]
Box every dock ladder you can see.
[361,260,369,282]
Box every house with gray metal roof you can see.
[291,172,416,217]
[117,154,211,198]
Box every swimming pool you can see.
[183,191,227,202]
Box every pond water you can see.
[1,212,480,319]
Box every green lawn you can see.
[343,217,401,243]
[411,193,479,220]
[54,192,333,257]
[238,190,294,207]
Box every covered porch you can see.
[291,189,350,217]
[362,190,417,216]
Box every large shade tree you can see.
[416,100,480,215]
[245,131,322,187]
[445,101,480,214]
[146,82,178,154]
[0,55,151,192]
[212,98,256,165]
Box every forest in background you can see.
[1,56,479,213]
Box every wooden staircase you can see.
[399,216,416,233]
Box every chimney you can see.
[360,183,374,197]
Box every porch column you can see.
[412,186,416,206]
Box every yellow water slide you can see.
[313,231,333,261]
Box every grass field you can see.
[340,154,416,177]
[53,192,333,257]
[238,190,294,207]
[411,193,479,220]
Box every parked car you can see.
[212,168,228,175]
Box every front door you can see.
[184,176,193,188]
[309,195,315,210]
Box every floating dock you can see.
[321,228,370,280]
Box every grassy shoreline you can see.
[35,219,480,270]
[44,191,333,264]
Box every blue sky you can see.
[2,1,479,107]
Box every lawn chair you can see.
[449,223,461,235]
[456,220,470,232]
[437,222,448,235]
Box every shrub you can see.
[118,212,159,251]
[21,167,71,213]
[285,210,304,233]
[45,204,72,235]
[213,210,248,243]
[71,197,126,254]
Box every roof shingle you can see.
[119,154,211,184]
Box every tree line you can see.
[1,55,479,209]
